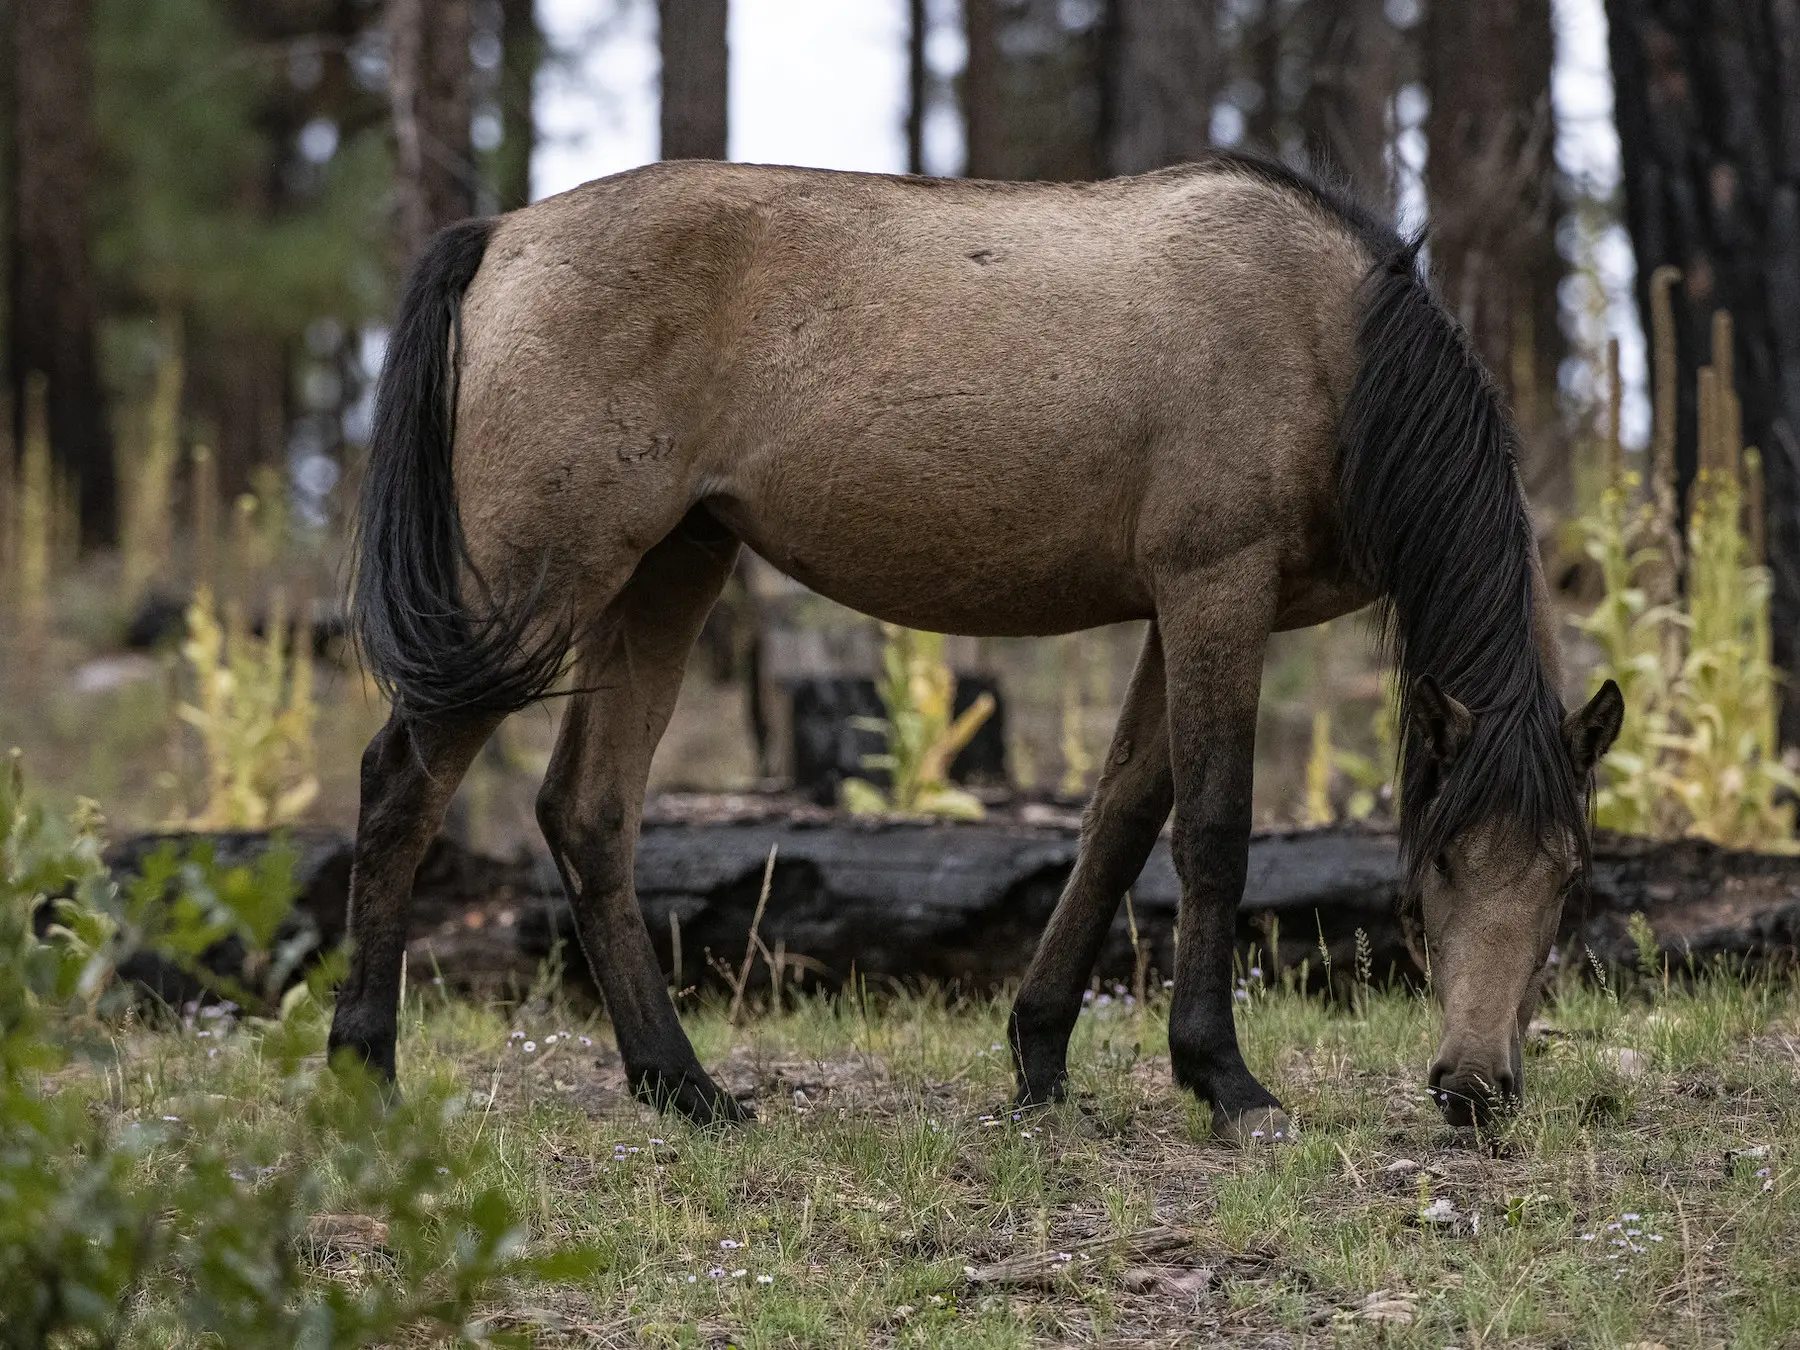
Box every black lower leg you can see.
[329,712,494,1080]
[1011,631,1172,1106]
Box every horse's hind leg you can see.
[329,710,501,1078]
[535,511,744,1123]
[1010,626,1173,1105]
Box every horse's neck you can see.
[1526,545,1564,695]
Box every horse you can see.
[326,151,1622,1143]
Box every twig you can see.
[669,910,682,991]
[728,844,778,1026]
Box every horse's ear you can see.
[1411,674,1473,765]
[1565,679,1624,775]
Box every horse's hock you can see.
[103,800,1800,1003]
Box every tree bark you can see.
[659,0,729,161]
[1102,0,1219,176]
[1423,0,1566,504]
[496,0,542,210]
[963,0,1004,177]
[10,0,115,549]
[1606,0,1800,745]
[389,0,476,265]
[1296,0,1400,213]
[908,0,928,174]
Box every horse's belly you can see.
[704,460,1153,637]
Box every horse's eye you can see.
[1432,853,1450,878]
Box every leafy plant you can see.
[1572,291,1796,849]
[170,583,319,829]
[842,625,995,820]
[0,753,593,1346]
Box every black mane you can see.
[1205,151,1584,882]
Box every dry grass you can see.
[80,969,1800,1348]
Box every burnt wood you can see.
[99,815,1800,1002]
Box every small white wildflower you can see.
[1621,1212,1640,1222]
[731,1268,747,1278]
[757,1274,774,1284]
[1249,967,1263,979]
[686,1274,697,1283]
[1650,1234,1664,1242]
[721,1239,741,1250]
[708,1267,727,1279]
[161,1115,180,1123]
[1578,1234,1596,1242]
[1234,989,1251,1003]
[522,1040,536,1053]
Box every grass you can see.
[68,969,1800,1347]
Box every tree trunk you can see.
[496,0,541,210]
[908,0,927,175]
[659,0,728,161]
[1296,0,1401,213]
[963,0,1004,177]
[389,0,475,264]
[963,0,1105,182]
[1423,0,1566,505]
[10,0,115,549]
[1103,0,1219,176]
[1606,0,1800,746]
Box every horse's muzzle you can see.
[1429,1061,1519,1127]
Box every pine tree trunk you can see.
[1103,0,1219,176]
[389,0,475,263]
[907,0,927,175]
[496,0,541,210]
[963,0,1004,177]
[1423,0,1566,504]
[1296,0,1400,213]
[10,0,115,549]
[1606,0,1800,746]
[660,0,728,161]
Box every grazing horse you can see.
[327,153,1622,1142]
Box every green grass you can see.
[69,972,1800,1347]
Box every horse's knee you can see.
[535,785,632,893]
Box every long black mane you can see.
[1206,152,1584,883]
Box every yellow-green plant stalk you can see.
[172,585,320,830]
[124,317,184,603]
[18,374,52,665]
[843,624,994,820]
[1059,633,1094,797]
[1304,707,1334,826]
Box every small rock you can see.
[1419,1198,1458,1227]
[305,1213,390,1255]
[1120,1265,1211,1296]
[1349,1290,1417,1325]
[1603,1047,1649,1078]
[1384,1158,1420,1174]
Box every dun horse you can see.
[328,153,1622,1142]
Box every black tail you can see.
[1337,240,1585,882]
[351,219,570,719]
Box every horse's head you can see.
[1401,675,1623,1126]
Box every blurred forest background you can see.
[0,0,1796,853]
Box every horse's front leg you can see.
[1009,624,1173,1105]
[1158,564,1290,1146]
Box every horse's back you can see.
[454,160,1378,636]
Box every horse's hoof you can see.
[1214,1106,1293,1148]
[635,1070,754,1126]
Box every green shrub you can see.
[0,753,596,1347]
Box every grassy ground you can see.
[87,968,1799,1348]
